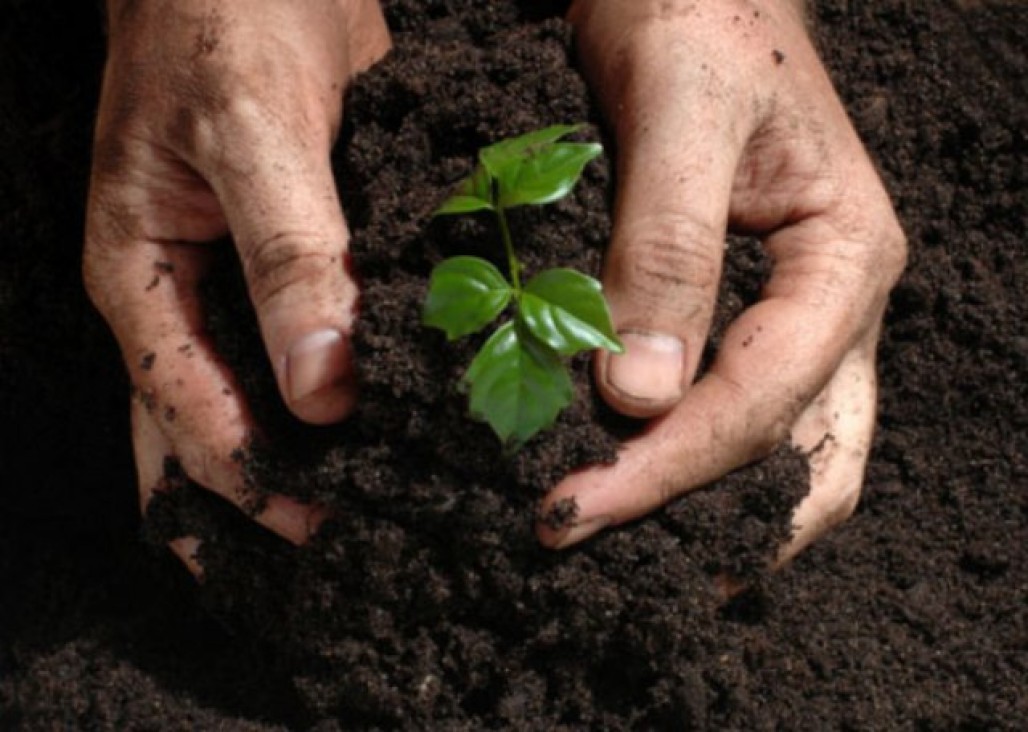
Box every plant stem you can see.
[496,207,521,292]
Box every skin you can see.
[85,0,905,575]
[84,0,390,571]
[536,0,907,566]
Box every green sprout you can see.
[423,124,624,450]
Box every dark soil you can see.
[2,1,1026,730]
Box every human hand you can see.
[538,0,906,566]
[83,0,390,574]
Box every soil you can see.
[1,1,1026,730]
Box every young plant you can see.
[423,124,624,450]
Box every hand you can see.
[84,0,390,574]
[538,0,906,566]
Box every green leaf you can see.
[436,194,493,215]
[519,268,624,356]
[423,256,512,339]
[497,142,602,208]
[463,321,573,449]
[476,124,601,209]
[435,165,494,215]
[479,124,581,179]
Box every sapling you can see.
[423,124,624,450]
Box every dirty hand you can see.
[539,0,906,566]
[83,0,390,573]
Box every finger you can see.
[539,246,882,549]
[96,237,255,509]
[94,232,325,545]
[168,537,205,579]
[540,173,902,549]
[131,379,325,546]
[346,0,394,76]
[588,37,754,418]
[710,332,879,596]
[774,331,878,567]
[132,397,205,578]
[199,111,358,425]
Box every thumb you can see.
[211,125,357,425]
[595,81,745,418]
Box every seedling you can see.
[423,124,624,450]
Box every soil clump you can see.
[1,1,1026,729]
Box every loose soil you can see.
[1,1,1026,730]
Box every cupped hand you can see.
[84,0,390,573]
[539,0,906,565]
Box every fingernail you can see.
[605,330,685,404]
[285,329,348,404]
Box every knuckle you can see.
[612,213,722,311]
[166,75,262,165]
[83,229,123,316]
[742,388,808,459]
[877,220,909,286]
[165,62,328,168]
[838,188,908,273]
[82,187,149,316]
[172,90,333,190]
[846,216,908,306]
[709,372,797,461]
[165,99,219,162]
[242,233,339,309]
[816,196,908,312]
[175,422,249,498]
[179,43,333,152]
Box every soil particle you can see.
[1,0,1026,729]
[142,8,811,726]
[539,495,579,531]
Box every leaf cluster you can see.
[424,125,623,450]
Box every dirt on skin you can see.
[1,1,1026,730]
